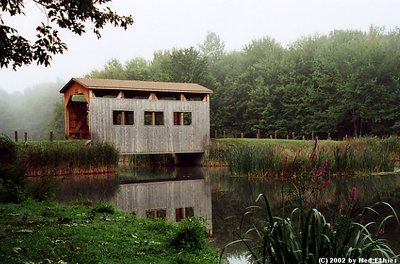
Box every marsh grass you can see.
[206,137,400,178]
[17,141,119,176]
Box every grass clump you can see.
[91,202,115,214]
[170,217,208,252]
[0,199,218,264]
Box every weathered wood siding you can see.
[89,98,210,154]
[111,179,212,232]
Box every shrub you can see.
[24,175,56,201]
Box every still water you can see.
[52,167,400,261]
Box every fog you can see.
[0,81,64,140]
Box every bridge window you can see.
[93,89,119,98]
[173,112,192,125]
[184,93,207,101]
[175,207,194,221]
[144,111,164,125]
[156,92,180,100]
[124,90,151,99]
[146,209,166,219]
[113,111,134,125]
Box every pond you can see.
[49,166,400,262]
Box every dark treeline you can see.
[2,26,400,140]
[88,27,400,138]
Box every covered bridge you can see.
[60,78,212,155]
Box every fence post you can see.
[327,132,331,140]
[257,129,260,139]
[286,134,289,140]
[223,131,226,138]
[274,131,278,139]
[50,131,54,142]
[311,131,315,141]
[292,132,295,140]
[14,131,18,142]
[214,130,218,139]
[24,132,28,142]
[241,133,244,139]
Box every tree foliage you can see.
[0,0,133,69]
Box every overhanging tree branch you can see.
[0,0,134,69]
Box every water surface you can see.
[50,167,400,261]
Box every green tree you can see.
[1,0,133,69]
[198,31,225,64]
[158,47,212,85]
[88,58,125,79]
[124,58,152,80]
[218,37,284,135]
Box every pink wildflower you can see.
[379,227,385,236]
[311,151,317,162]
[283,156,288,167]
[357,213,363,220]
[350,186,357,203]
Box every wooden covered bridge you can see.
[60,78,212,157]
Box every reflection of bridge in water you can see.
[51,167,213,235]
[112,167,213,235]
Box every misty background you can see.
[0,81,64,140]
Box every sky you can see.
[1,0,399,93]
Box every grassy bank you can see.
[17,141,119,176]
[0,199,218,264]
[204,137,400,177]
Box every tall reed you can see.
[224,144,276,176]
[18,141,119,176]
